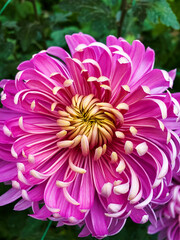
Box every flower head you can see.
[148,181,180,240]
[0,33,180,238]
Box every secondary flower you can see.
[0,33,180,238]
[148,181,180,240]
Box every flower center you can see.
[57,94,124,156]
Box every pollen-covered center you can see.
[57,94,124,157]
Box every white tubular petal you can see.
[80,209,88,213]
[116,159,126,173]
[102,144,107,155]
[30,169,45,179]
[124,141,133,154]
[57,140,74,148]
[134,190,153,209]
[12,180,20,189]
[46,205,60,213]
[68,216,78,223]
[50,72,61,78]
[114,180,122,186]
[130,188,143,204]
[141,215,149,224]
[63,188,80,206]
[105,206,127,218]
[58,110,70,117]
[82,94,94,109]
[130,126,137,136]
[118,57,129,64]
[56,180,71,188]
[1,93,6,100]
[136,142,148,156]
[100,84,111,91]
[11,146,18,158]
[75,44,87,52]
[57,119,70,127]
[128,169,140,201]
[115,131,125,139]
[81,135,89,156]
[18,171,30,185]
[70,135,81,148]
[53,86,61,95]
[113,182,129,195]
[87,77,98,82]
[158,150,169,179]
[158,120,165,131]
[111,151,118,162]
[56,130,67,139]
[152,99,167,119]
[14,92,21,104]
[108,203,122,213]
[167,131,171,144]
[51,102,57,111]
[28,154,35,163]
[101,182,113,198]
[98,76,109,82]
[21,189,30,201]
[18,116,24,130]
[110,109,124,124]
[3,125,12,137]
[152,178,162,188]
[31,100,36,110]
[116,103,129,111]
[94,146,103,160]
[69,156,86,174]
[17,163,25,172]
[153,181,164,200]
[122,84,130,92]
[22,149,27,158]
[64,79,73,87]
[53,213,61,218]
[96,102,113,108]
[142,86,151,94]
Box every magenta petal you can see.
[130,208,148,224]
[29,205,52,220]
[0,162,17,182]
[14,199,32,211]
[86,196,108,238]
[65,32,96,55]
[78,225,91,237]
[0,188,21,206]
[47,46,70,62]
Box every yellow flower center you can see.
[57,94,124,156]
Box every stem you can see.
[0,0,12,15]
[30,0,38,20]
[41,220,52,240]
[117,0,127,37]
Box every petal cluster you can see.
[148,182,180,240]
[0,33,180,238]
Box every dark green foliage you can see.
[147,0,180,29]
[0,0,179,239]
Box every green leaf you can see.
[59,0,114,39]
[47,26,80,47]
[17,22,41,51]
[0,41,13,59]
[147,0,180,29]
[50,12,72,25]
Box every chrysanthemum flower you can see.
[148,181,180,240]
[0,33,180,238]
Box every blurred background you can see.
[0,0,179,239]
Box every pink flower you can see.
[0,33,180,238]
[148,182,180,240]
